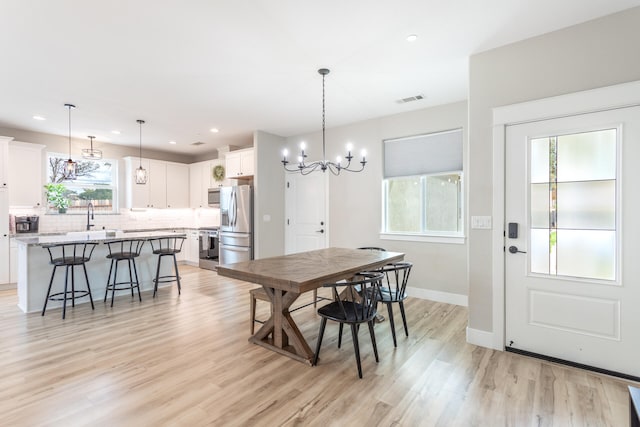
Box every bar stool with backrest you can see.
[368,261,413,347]
[313,271,384,378]
[41,242,98,319]
[148,236,186,297]
[104,239,146,307]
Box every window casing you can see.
[47,153,118,213]
[382,129,464,240]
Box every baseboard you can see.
[466,327,499,349]
[407,286,468,306]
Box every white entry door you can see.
[505,106,640,377]
[284,172,328,254]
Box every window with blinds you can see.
[382,129,463,237]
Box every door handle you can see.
[316,229,324,233]
[508,246,526,254]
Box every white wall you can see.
[467,7,640,333]
[282,101,469,298]
[253,131,286,259]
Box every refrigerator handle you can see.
[231,188,238,227]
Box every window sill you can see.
[379,233,465,244]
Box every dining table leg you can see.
[249,286,315,364]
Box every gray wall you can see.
[468,7,640,332]
[253,131,286,259]
[283,101,469,297]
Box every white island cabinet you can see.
[15,231,186,313]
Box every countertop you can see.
[10,226,218,240]
[14,230,187,247]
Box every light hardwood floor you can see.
[0,266,634,426]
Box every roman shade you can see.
[384,128,463,178]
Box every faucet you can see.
[86,202,95,231]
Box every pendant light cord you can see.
[322,71,326,162]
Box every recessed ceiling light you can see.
[169,141,177,145]
[406,34,418,42]
[33,115,46,120]
[210,128,219,133]
[111,130,121,135]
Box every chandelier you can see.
[281,68,367,175]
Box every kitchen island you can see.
[15,230,187,313]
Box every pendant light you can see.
[63,103,77,180]
[82,135,102,160]
[135,119,148,184]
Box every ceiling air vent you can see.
[396,94,424,104]
[191,141,205,146]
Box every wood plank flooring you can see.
[0,266,634,426]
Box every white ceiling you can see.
[1,0,639,156]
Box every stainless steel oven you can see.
[198,229,219,270]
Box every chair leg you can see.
[132,258,142,302]
[62,265,70,319]
[313,318,327,366]
[111,260,119,307]
[104,259,114,302]
[42,265,57,316]
[387,303,397,347]
[350,324,363,379]
[82,263,94,310]
[250,292,257,335]
[153,254,162,297]
[172,254,181,295]
[368,320,379,362]
[70,265,76,307]
[398,301,409,337]
[313,289,317,307]
[338,323,344,348]
[128,259,135,298]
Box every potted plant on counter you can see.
[44,183,71,213]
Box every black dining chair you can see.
[313,271,384,378]
[368,262,413,347]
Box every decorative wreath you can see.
[213,164,226,182]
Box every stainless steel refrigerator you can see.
[219,185,253,265]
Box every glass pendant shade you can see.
[135,166,148,184]
[63,103,77,180]
[82,135,102,160]
[135,119,147,184]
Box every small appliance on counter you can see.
[15,215,39,233]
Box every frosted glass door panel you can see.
[556,230,615,280]
[530,138,550,184]
[556,181,615,230]
[530,184,550,228]
[530,229,551,274]
[556,129,616,182]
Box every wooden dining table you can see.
[216,247,405,364]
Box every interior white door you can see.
[284,172,328,254]
[505,106,640,377]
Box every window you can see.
[382,129,463,240]
[529,129,617,281]
[47,153,118,213]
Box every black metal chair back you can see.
[148,236,185,255]
[357,246,387,252]
[378,262,413,302]
[43,242,98,266]
[105,239,145,259]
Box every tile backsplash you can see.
[9,207,220,234]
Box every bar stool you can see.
[104,239,146,307]
[42,242,98,319]
[249,287,271,334]
[148,236,186,297]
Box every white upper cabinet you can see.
[225,148,254,178]
[124,157,150,208]
[166,162,189,208]
[189,162,206,208]
[148,160,167,208]
[8,141,44,208]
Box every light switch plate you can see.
[471,216,492,229]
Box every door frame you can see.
[490,80,640,351]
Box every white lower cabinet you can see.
[0,190,9,284]
[187,230,199,265]
[10,237,17,283]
